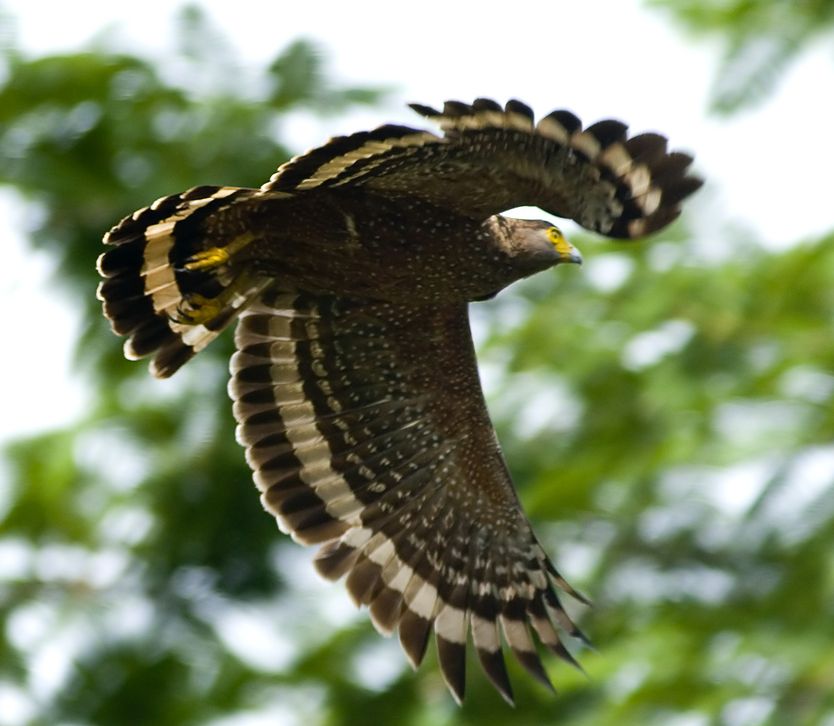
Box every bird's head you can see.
[495,217,583,273]
[469,216,583,301]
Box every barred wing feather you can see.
[262,98,701,238]
[228,289,587,703]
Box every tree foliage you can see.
[1,6,833,725]
[649,0,834,113]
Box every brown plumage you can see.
[97,98,702,703]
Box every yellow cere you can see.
[546,226,572,257]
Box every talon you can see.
[170,268,264,326]
[172,293,224,325]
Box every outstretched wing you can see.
[262,98,702,238]
[229,288,588,703]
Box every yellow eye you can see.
[545,225,581,264]
[546,226,564,245]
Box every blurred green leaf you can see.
[649,0,834,113]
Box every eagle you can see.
[97,98,701,703]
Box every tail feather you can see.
[97,185,269,378]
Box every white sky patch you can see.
[604,556,735,606]
[785,446,834,504]
[212,602,296,671]
[648,241,688,272]
[488,370,584,438]
[73,427,150,493]
[99,595,156,641]
[0,191,87,442]
[658,447,834,551]
[32,542,124,587]
[0,538,31,580]
[6,600,53,654]
[350,637,406,692]
[205,547,369,674]
[502,205,577,231]
[486,294,533,337]
[475,357,508,403]
[0,682,34,726]
[584,253,635,293]
[660,458,775,519]
[720,697,776,726]
[269,545,361,630]
[98,505,155,547]
[659,714,710,726]
[757,445,834,545]
[546,537,607,583]
[699,45,834,251]
[7,601,93,702]
[699,459,776,518]
[607,660,652,704]
[207,709,305,726]
[621,319,695,370]
[779,365,834,404]
[206,686,325,726]
[713,399,809,450]
[639,504,704,543]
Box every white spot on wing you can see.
[471,614,500,652]
[536,117,569,144]
[408,580,439,619]
[570,131,602,160]
[434,603,467,643]
[500,615,535,653]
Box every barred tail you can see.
[97,185,270,378]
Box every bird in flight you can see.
[97,98,701,704]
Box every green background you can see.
[1,3,833,724]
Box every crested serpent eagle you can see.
[97,98,702,703]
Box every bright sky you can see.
[1,0,832,443]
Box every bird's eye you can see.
[546,226,563,245]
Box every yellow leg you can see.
[182,232,257,271]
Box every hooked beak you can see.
[555,238,583,266]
